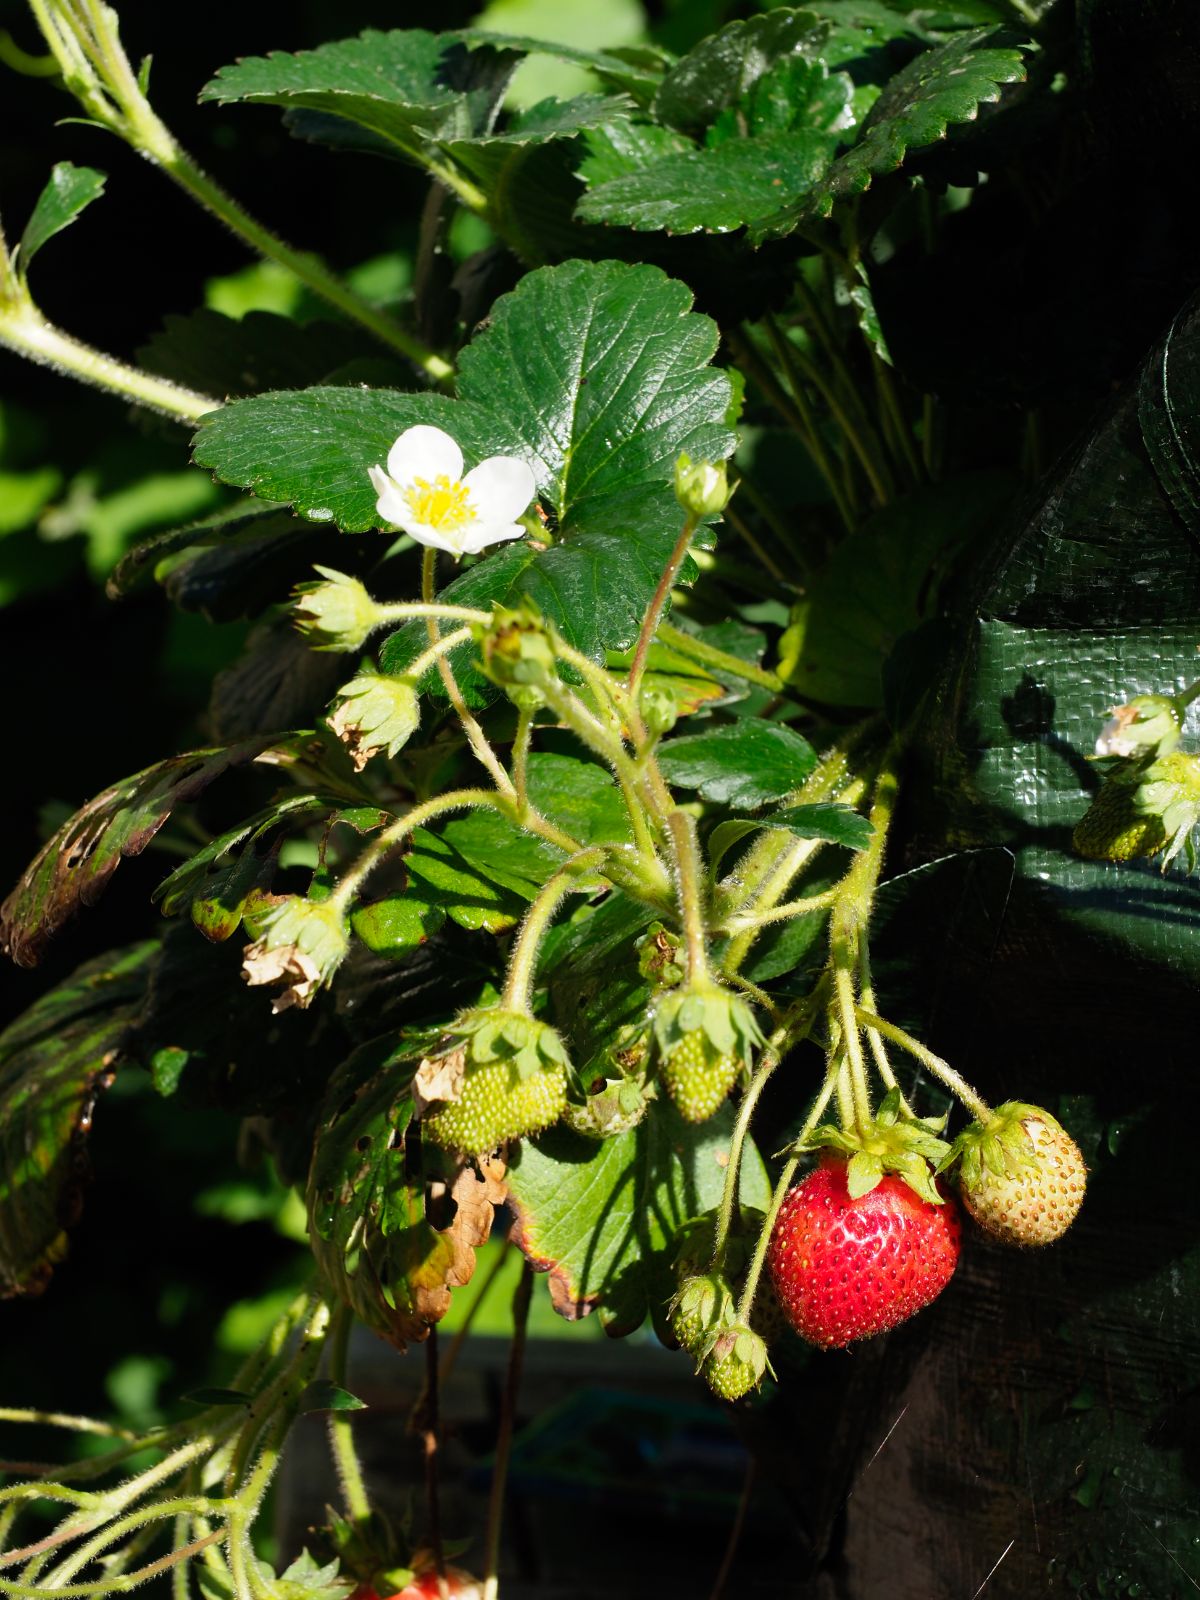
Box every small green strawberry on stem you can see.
[1072,750,1200,868]
[415,1007,569,1157]
[651,979,763,1122]
[668,1270,735,1357]
[941,1101,1086,1248]
[702,1323,770,1401]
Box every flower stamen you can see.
[404,474,477,532]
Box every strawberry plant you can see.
[0,0,1198,1594]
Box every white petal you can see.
[387,424,462,488]
[373,476,414,529]
[405,521,466,556]
[461,455,537,525]
[457,521,529,555]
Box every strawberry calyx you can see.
[651,979,764,1122]
[938,1100,1063,1190]
[805,1087,951,1206]
[668,1271,735,1356]
[1074,749,1200,869]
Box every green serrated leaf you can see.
[194,261,733,670]
[200,30,517,157]
[654,9,826,134]
[440,91,636,198]
[507,1100,769,1335]
[18,162,106,275]
[750,28,1026,236]
[709,800,871,870]
[657,719,817,808]
[0,945,155,1296]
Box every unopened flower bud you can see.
[292,566,382,652]
[327,668,420,771]
[674,452,729,519]
[477,603,557,705]
[639,683,678,737]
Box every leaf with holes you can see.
[0,737,283,968]
[0,945,155,1298]
[306,1036,503,1348]
[750,29,1026,236]
[195,260,734,667]
[508,1100,770,1333]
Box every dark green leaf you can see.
[577,130,838,235]
[657,719,817,807]
[539,890,658,1077]
[750,29,1026,235]
[440,92,635,197]
[709,800,872,868]
[350,895,443,956]
[181,1387,251,1407]
[654,9,826,134]
[138,311,378,401]
[507,1099,770,1334]
[576,119,692,187]
[403,828,527,933]
[297,1380,367,1413]
[457,29,667,104]
[18,163,106,274]
[779,474,1014,707]
[196,260,734,665]
[0,737,282,968]
[200,30,517,156]
[0,945,154,1297]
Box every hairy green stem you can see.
[655,622,783,694]
[735,1064,839,1323]
[722,890,836,933]
[481,1263,533,1600]
[422,549,514,796]
[501,848,606,1013]
[668,811,710,985]
[627,512,700,700]
[327,1311,370,1526]
[834,967,871,1133]
[853,1009,991,1122]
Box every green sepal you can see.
[701,1321,773,1401]
[938,1099,1058,1186]
[651,980,763,1065]
[475,601,559,708]
[451,1005,567,1082]
[803,1105,952,1205]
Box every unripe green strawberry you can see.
[652,982,763,1123]
[1072,777,1167,861]
[703,1324,769,1401]
[1074,750,1200,865]
[952,1103,1086,1248]
[562,1073,648,1140]
[417,1008,568,1157]
[669,1272,734,1355]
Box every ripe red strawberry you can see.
[353,1566,482,1600]
[766,1160,961,1350]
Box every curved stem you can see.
[511,708,533,817]
[421,549,514,796]
[330,788,509,909]
[404,625,474,682]
[627,513,700,699]
[0,299,216,422]
[481,1263,533,1600]
[501,849,606,1013]
[377,602,491,627]
[853,1010,991,1122]
[857,942,914,1118]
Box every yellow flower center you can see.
[403,474,477,531]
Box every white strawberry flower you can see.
[368,423,537,558]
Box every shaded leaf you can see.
[657,718,817,807]
[0,737,282,968]
[297,1380,367,1413]
[0,944,154,1297]
[18,163,105,275]
[750,28,1026,235]
[350,895,444,957]
[507,1099,770,1334]
[306,1036,504,1348]
[709,800,872,869]
[654,9,827,134]
[201,30,518,156]
[458,28,667,104]
[138,310,378,402]
[440,91,636,198]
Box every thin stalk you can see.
[722,890,836,933]
[420,1332,445,1590]
[0,300,216,422]
[734,1065,839,1323]
[667,811,710,984]
[872,354,924,486]
[0,1413,134,1441]
[835,1060,855,1130]
[376,603,491,627]
[730,470,805,574]
[0,1530,227,1598]
[422,548,514,796]
[656,621,784,694]
[501,849,606,1013]
[511,709,533,817]
[39,1497,233,1587]
[857,943,914,1118]
[853,1010,991,1122]
[627,513,700,699]
[834,967,871,1133]
[404,626,475,682]
[327,1311,370,1526]
[481,1263,533,1600]
[708,1457,755,1600]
